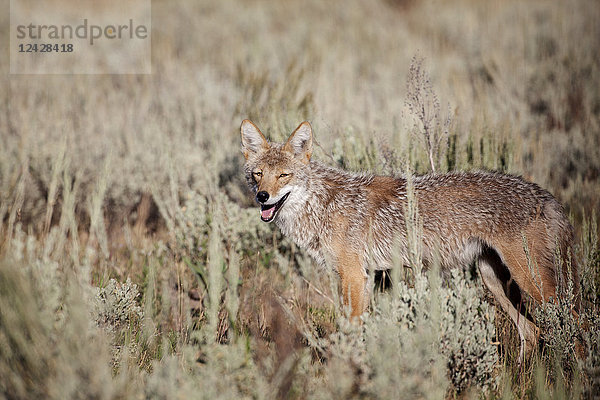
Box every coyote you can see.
[240,119,577,360]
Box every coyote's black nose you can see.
[256,191,269,203]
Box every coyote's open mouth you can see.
[260,192,290,222]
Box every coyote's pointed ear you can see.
[241,119,269,159]
[284,121,313,164]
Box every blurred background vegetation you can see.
[1,0,599,398]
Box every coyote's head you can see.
[240,120,313,223]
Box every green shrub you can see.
[440,269,499,393]
[93,277,144,367]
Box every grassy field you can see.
[1,0,600,398]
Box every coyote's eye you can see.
[279,173,290,178]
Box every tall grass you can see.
[1,0,599,398]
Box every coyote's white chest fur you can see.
[240,119,578,361]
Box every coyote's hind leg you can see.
[477,248,539,363]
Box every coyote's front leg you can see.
[336,250,368,320]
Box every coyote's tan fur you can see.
[240,119,578,360]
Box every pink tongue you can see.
[261,207,274,219]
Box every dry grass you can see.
[1,0,600,398]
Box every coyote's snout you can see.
[240,119,578,361]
